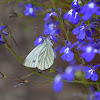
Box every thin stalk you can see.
[21,72,34,79]
[88,19,93,36]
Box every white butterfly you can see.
[23,38,55,70]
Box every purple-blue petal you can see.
[63,67,75,81]
[60,46,67,53]
[91,72,98,81]
[53,75,63,93]
[30,12,36,17]
[81,52,95,62]
[73,26,80,35]
[25,3,33,9]
[2,31,9,36]
[77,29,86,40]
[65,50,74,62]
[0,41,5,44]
[0,26,7,30]
[24,10,30,16]
[84,72,91,79]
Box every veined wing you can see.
[23,41,47,68]
[36,44,54,70]
[23,38,54,70]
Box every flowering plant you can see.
[0,0,100,99]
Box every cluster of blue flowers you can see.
[88,86,100,100]
[23,0,100,97]
[53,63,100,93]
[0,0,98,99]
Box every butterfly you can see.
[23,38,55,70]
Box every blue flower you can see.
[49,35,59,43]
[72,12,80,24]
[44,11,58,21]
[24,3,43,17]
[84,64,100,81]
[63,66,75,81]
[44,20,59,35]
[63,9,80,25]
[0,26,8,35]
[60,40,79,62]
[88,86,100,100]
[0,26,9,45]
[44,19,60,42]
[0,35,5,44]
[60,46,74,62]
[93,92,100,100]
[81,45,96,62]
[71,0,80,10]
[73,21,86,40]
[62,65,83,81]
[81,39,100,62]
[80,1,100,21]
[53,74,63,93]
[34,36,44,46]
[63,9,75,22]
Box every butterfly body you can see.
[23,38,54,70]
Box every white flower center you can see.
[49,23,56,30]
[88,2,94,8]
[68,9,73,16]
[86,46,93,53]
[65,67,73,74]
[64,47,69,54]
[74,0,77,5]
[88,69,94,75]
[80,26,85,31]
[55,75,61,82]
[29,8,33,13]
[93,49,97,53]
[38,38,42,42]
[49,12,56,16]
[75,12,78,18]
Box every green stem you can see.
[8,47,23,63]
[88,19,93,36]
[74,53,83,64]
[21,72,34,79]
[60,20,70,42]
[73,80,100,85]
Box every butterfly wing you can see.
[37,43,54,70]
[23,39,54,70]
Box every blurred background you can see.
[0,0,87,100]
